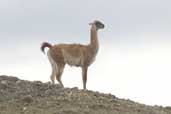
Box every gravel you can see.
[0,75,171,114]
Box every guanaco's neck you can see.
[89,25,99,53]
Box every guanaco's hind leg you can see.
[50,67,56,84]
[47,50,57,84]
[82,66,88,89]
[56,63,65,87]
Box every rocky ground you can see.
[0,75,171,114]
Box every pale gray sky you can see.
[0,0,171,40]
[0,0,171,106]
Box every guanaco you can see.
[41,20,104,89]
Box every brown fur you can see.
[41,20,104,89]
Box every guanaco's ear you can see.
[89,23,93,25]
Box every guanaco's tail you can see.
[41,42,52,54]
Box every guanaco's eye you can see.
[95,21,104,29]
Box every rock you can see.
[21,95,33,103]
[23,107,27,111]
[1,80,8,85]
[0,80,8,90]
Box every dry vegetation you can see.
[0,75,171,114]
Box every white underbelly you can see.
[62,50,82,66]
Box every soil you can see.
[0,75,171,114]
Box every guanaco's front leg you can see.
[82,66,88,89]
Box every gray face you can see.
[95,21,105,30]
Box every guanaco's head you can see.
[89,20,105,31]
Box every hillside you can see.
[0,75,171,114]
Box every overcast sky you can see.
[0,0,171,106]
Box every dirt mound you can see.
[0,75,170,114]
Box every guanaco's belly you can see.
[62,49,83,66]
